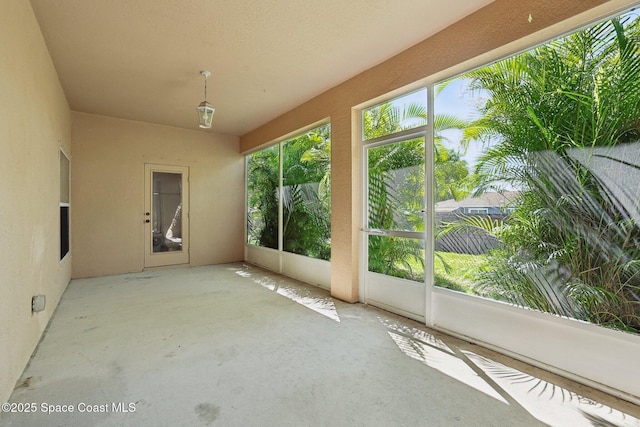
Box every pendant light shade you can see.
[197,71,215,128]
[197,100,215,128]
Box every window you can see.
[467,208,488,215]
[282,124,331,259]
[246,144,279,249]
[59,149,70,260]
[363,89,427,140]
[246,123,331,260]
[432,10,640,334]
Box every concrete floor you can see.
[2,263,639,427]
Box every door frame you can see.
[144,163,190,268]
[361,128,428,322]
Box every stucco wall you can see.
[71,112,244,278]
[0,0,72,404]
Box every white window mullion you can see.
[424,85,435,327]
[278,142,284,273]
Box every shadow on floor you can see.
[2,263,639,427]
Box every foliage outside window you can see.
[434,12,640,334]
[246,124,331,260]
[364,90,473,282]
[363,90,427,140]
[247,145,279,249]
[367,138,425,281]
[282,125,331,259]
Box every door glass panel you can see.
[367,136,425,282]
[368,235,425,282]
[367,137,425,232]
[152,172,182,253]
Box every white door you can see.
[144,164,190,268]
[363,131,426,321]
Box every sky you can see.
[390,78,489,169]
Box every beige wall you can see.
[239,0,630,302]
[0,0,72,403]
[71,113,244,278]
[1,0,635,406]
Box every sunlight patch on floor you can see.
[465,352,640,427]
[273,284,340,322]
[380,318,454,354]
[381,317,640,427]
[382,319,507,403]
[232,265,340,322]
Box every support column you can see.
[330,110,360,302]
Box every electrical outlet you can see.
[32,295,46,313]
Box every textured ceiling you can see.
[30,0,493,136]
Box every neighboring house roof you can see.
[434,191,519,213]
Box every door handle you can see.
[365,228,388,236]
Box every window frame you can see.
[245,120,331,260]
[59,148,70,261]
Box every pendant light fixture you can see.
[197,70,215,128]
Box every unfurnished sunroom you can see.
[2,0,640,423]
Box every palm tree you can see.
[246,124,332,260]
[462,15,640,332]
[282,125,332,260]
[364,100,473,280]
[247,145,279,249]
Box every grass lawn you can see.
[433,251,487,294]
[399,250,488,293]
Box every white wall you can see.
[0,0,72,403]
[432,289,640,404]
[245,246,331,290]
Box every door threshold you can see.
[143,263,190,272]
